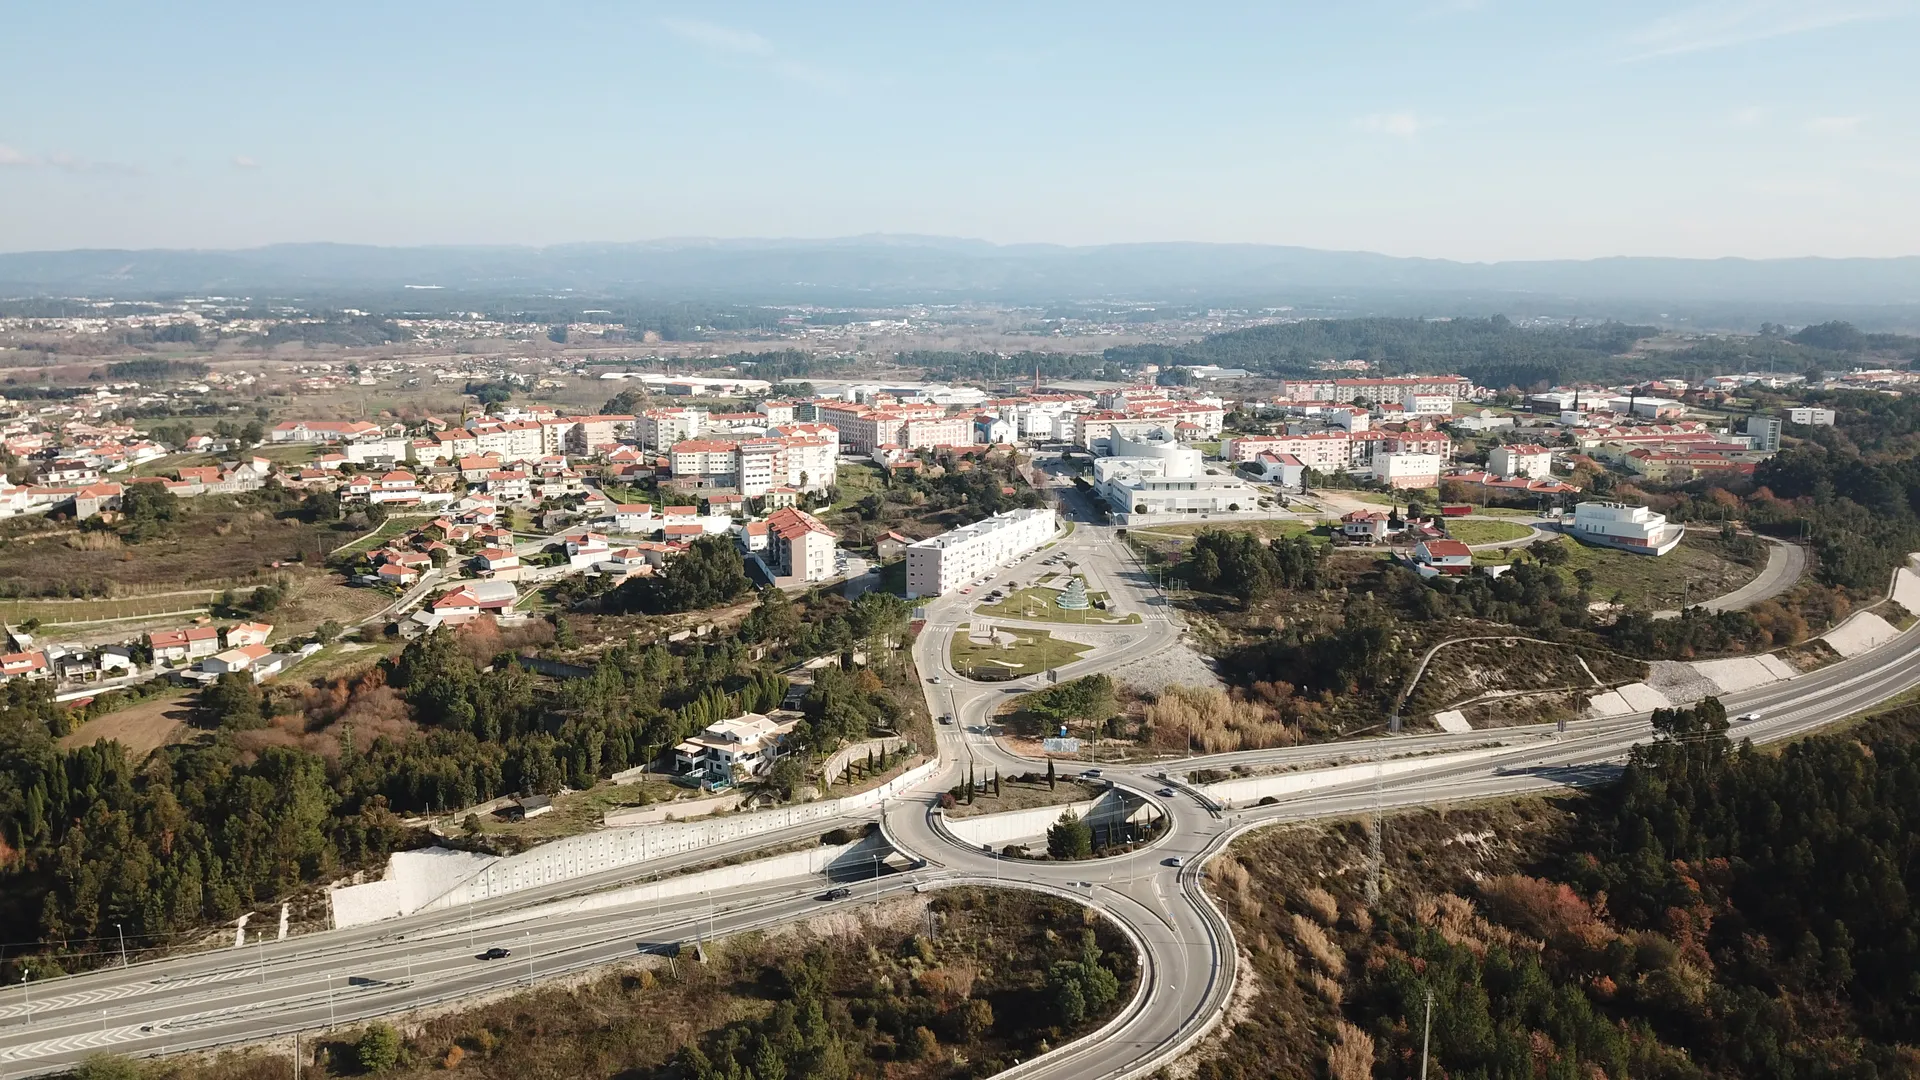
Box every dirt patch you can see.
[59,690,199,757]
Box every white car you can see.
[1735,711,1762,723]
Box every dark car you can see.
[480,946,512,960]
[821,887,853,901]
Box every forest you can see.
[1196,697,1920,1080]
[0,586,916,973]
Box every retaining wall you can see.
[329,757,941,928]
[942,789,1153,847]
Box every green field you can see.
[1130,519,1322,541]
[950,623,1091,679]
[1547,533,1762,610]
[1443,518,1534,546]
[974,579,1142,625]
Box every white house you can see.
[1570,501,1683,556]
[671,712,800,780]
[1488,444,1554,481]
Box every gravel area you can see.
[1646,660,1719,705]
[1107,637,1226,692]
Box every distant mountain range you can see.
[2,236,1918,312]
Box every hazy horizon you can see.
[5,1,1918,261]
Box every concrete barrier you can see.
[604,793,743,826]
[1200,744,1515,808]
[941,789,1159,848]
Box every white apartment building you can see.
[1222,432,1355,471]
[1488,443,1554,480]
[905,507,1057,598]
[467,420,545,460]
[1369,451,1444,490]
[1571,501,1684,556]
[640,408,707,451]
[1276,376,1473,404]
[670,431,839,495]
[1402,392,1454,416]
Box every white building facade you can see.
[904,507,1057,598]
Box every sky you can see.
[2,0,1916,260]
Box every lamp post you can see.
[115,923,128,968]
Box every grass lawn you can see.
[465,777,691,842]
[975,580,1142,625]
[329,517,415,558]
[950,623,1092,679]
[1444,518,1534,546]
[1548,533,1762,610]
[831,462,887,511]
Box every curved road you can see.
[0,495,1907,1079]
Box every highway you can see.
[3,482,1915,1078]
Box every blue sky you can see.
[2,1,1915,259]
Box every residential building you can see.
[226,622,273,647]
[1370,451,1444,490]
[1785,406,1836,427]
[150,626,220,663]
[905,507,1057,598]
[1570,501,1683,556]
[202,644,272,676]
[760,507,839,584]
[1412,539,1474,575]
[1341,510,1391,542]
[1276,375,1473,404]
[269,420,382,444]
[1488,444,1554,481]
[671,712,800,780]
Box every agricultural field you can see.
[0,498,334,595]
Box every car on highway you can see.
[1736,711,1763,723]
[1157,787,1176,798]
[1163,856,1184,868]
[479,946,512,960]
[820,887,853,901]
[938,715,953,725]
[1080,769,1102,779]
[929,674,941,684]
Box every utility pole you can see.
[1419,987,1435,1080]
[115,923,128,968]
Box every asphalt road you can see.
[3,488,1912,1079]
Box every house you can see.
[706,493,746,517]
[500,794,553,821]
[1412,539,1474,575]
[377,562,420,586]
[763,486,799,509]
[560,531,610,568]
[202,644,272,676]
[609,503,656,533]
[0,651,49,681]
[98,644,138,674]
[671,712,800,781]
[875,530,915,561]
[226,622,273,648]
[1571,501,1683,556]
[150,626,220,663]
[1340,510,1391,543]
[484,470,532,502]
[425,580,519,625]
[475,547,520,573]
[661,505,701,526]
[1253,452,1306,489]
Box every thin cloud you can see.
[1624,1,1896,61]
[1806,115,1865,135]
[232,155,261,169]
[0,145,139,174]
[1356,112,1428,138]
[660,17,847,92]
[1731,105,1767,127]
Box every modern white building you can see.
[1745,415,1783,453]
[904,507,1057,598]
[1786,407,1836,427]
[1094,432,1260,519]
[1570,501,1684,556]
[671,712,799,780]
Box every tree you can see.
[547,324,569,344]
[204,672,263,730]
[1048,809,1093,860]
[356,1022,402,1072]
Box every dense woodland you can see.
[0,586,916,973]
[1196,698,1920,1080]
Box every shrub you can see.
[357,1022,403,1073]
[1326,1020,1375,1080]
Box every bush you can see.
[356,1022,402,1073]
[1047,809,1093,860]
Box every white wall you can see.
[1200,745,1513,808]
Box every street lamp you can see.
[115,923,128,968]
